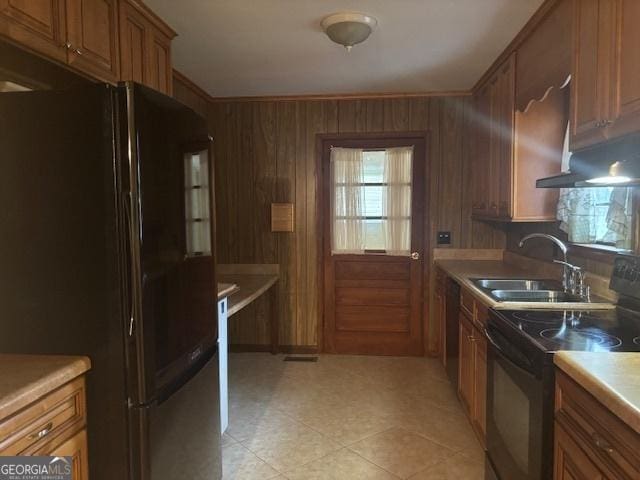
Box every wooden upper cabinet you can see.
[571,0,614,150]
[66,0,119,83]
[0,0,67,62]
[571,0,640,150]
[118,0,176,95]
[607,0,640,141]
[472,47,568,222]
[119,0,149,85]
[471,84,491,217]
[497,56,515,219]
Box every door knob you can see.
[411,252,420,260]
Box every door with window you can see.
[321,135,426,356]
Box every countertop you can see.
[218,282,240,300]
[555,352,640,434]
[435,259,614,310]
[0,354,91,420]
[219,274,278,317]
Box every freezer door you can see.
[129,347,222,480]
[121,82,218,405]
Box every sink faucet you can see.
[518,233,587,296]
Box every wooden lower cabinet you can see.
[471,329,487,443]
[554,370,640,480]
[40,429,89,480]
[458,312,474,414]
[554,422,607,480]
[458,304,487,448]
[0,374,89,479]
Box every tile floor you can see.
[223,353,485,480]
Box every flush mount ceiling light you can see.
[321,12,377,51]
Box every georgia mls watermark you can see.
[0,457,72,480]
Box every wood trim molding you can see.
[209,90,471,103]
[124,0,177,38]
[472,0,563,92]
[173,69,216,103]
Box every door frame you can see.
[315,131,431,354]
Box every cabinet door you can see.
[43,429,89,480]
[488,74,501,217]
[472,326,487,446]
[147,30,172,95]
[608,0,640,140]
[66,0,119,83]
[554,422,606,480]
[570,0,616,150]
[458,313,474,415]
[472,85,491,217]
[119,0,149,85]
[0,0,67,61]
[497,55,515,219]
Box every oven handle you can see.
[484,328,536,378]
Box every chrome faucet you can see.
[518,233,587,297]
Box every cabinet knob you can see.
[490,203,498,210]
[591,432,614,454]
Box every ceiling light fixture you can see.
[321,12,377,51]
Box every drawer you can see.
[460,287,475,319]
[555,371,640,480]
[0,376,86,455]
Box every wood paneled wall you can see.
[206,95,504,351]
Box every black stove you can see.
[494,306,640,353]
[485,253,640,480]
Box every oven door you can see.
[485,323,554,480]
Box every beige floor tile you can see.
[227,399,302,443]
[222,442,280,480]
[294,403,398,446]
[221,432,238,447]
[241,422,342,472]
[407,452,485,479]
[389,407,481,452]
[283,448,398,480]
[348,427,456,479]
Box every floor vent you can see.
[283,356,318,362]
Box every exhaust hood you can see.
[537,135,640,188]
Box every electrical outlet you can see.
[437,231,451,245]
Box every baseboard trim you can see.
[229,344,319,354]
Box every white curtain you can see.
[331,146,414,256]
[331,147,365,254]
[557,123,633,249]
[383,146,413,256]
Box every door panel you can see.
[609,0,640,140]
[0,0,67,61]
[322,135,426,356]
[119,1,148,85]
[571,0,609,150]
[66,0,119,83]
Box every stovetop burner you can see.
[634,337,640,346]
[511,311,596,324]
[539,328,623,350]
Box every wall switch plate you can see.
[437,231,451,245]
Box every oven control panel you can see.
[610,254,640,299]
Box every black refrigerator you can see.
[0,83,222,480]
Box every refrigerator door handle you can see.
[123,192,135,337]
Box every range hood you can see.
[537,135,640,188]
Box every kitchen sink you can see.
[490,290,585,302]
[473,278,559,291]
